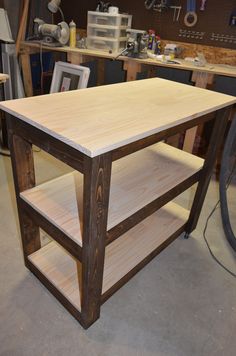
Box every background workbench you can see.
[0,73,9,84]
[20,41,236,95]
[20,41,236,153]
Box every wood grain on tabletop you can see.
[1,78,235,157]
[28,201,188,311]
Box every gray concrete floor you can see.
[0,149,236,356]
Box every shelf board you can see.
[28,201,189,312]
[21,143,203,247]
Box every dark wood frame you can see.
[6,105,232,329]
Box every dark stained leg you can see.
[184,106,233,238]
[7,119,40,261]
[81,153,112,328]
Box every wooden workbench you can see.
[20,41,236,153]
[20,41,236,92]
[1,78,235,328]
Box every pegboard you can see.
[84,0,236,50]
[61,1,236,49]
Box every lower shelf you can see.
[28,201,189,312]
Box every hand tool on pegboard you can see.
[200,0,207,11]
[230,10,236,26]
[171,5,182,21]
[184,0,198,27]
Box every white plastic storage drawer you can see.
[88,11,132,27]
[86,37,127,53]
[87,25,127,39]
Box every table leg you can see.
[67,52,84,65]
[97,58,105,86]
[185,106,232,237]
[7,118,41,262]
[183,71,212,153]
[68,53,105,86]
[81,153,112,328]
[123,60,142,81]
[191,72,214,87]
[20,51,33,97]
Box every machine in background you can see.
[116,29,148,59]
[33,19,69,47]
[31,0,69,47]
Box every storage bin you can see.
[86,37,127,53]
[87,24,127,39]
[88,11,132,27]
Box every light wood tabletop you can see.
[1,78,236,157]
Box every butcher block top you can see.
[0,78,235,157]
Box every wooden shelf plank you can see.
[103,202,189,294]
[28,241,82,311]
[1,78,235,157]
[21,143,203,247]
[28,201,189,312]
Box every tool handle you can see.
[200,0,206,11]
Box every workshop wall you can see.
[61,0,96,29]
[113,0,236,49]
[61,0,236,50]
[0,0,51,40]
[2,0,20,39]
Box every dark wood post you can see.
[81,153,112,328]
[7,118,41,262]
[185,106,233,238]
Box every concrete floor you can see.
[0,149,236,356]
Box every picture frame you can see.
[50,61,90,93]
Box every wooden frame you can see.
[50,61,90,93]
[6,103,232,328]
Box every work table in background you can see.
[21,41,236,91]
[19,40,236,153]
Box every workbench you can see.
[20,41,236,153]
[20,41,236,94]
[1,78,235,329]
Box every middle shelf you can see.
[20,143,204,247]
